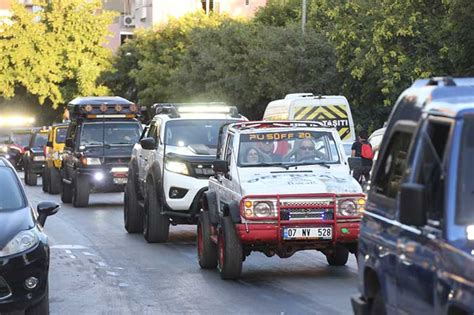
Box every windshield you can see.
[11,132,31,147]
[238,130,341,166]
[33,133,48,147]
[0,168,25,211]
[165,119,236,149]
[80,122,141,147]
[55,127,67,143]
[0,134,9,144]
[457,118,474,225]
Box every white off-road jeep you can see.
[197,121,365,279]
[124,103,245,243]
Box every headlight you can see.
[0,146,7,153]
[338,198,365,216]
[242,200,276,219]
[82,157,101,166]
[165,160,189,175]
[467,225,474,241]
[0,229,39,257]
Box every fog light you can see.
[24,277,38,290]
[94,172,104,181]
[169,187,188,199]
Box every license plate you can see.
[283,227,332,240]
[113,178,127,185]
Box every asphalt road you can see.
[24,175,359,315]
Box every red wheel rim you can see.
[218,231,224,269]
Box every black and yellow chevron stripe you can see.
[294,105,352,140]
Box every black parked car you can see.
[23,128,49,186]
[0,157,59,314]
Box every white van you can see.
[263,93,356,156]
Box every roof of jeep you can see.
[68,96,133,105]
[228,121,338,134]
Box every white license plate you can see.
[283,227,332,240]
[113,178,127,185]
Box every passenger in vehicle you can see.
[296,139,318,161]
[257,140,282,162]
[244,147,260,164]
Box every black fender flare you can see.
[223,200,241,224]
[145,162,163,200]
[203,191,219,225]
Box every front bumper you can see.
[76,165,129,192]
[28,158,46,174]
[236,222,359,245]
[0,243,49,312]
[163,171,209,211]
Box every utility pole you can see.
[302,0,307,35]
[206,0,210,15]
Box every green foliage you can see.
[254,0,301,27]
[171,20,338,118]
[0,0,116,108]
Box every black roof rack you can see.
[426,76,456,86]
[67,96,139,119]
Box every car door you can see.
[362,121,416,312]
[217,133,234,214]
[137,122,157,183]
[397,117,452,314]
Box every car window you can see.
[0,168,26,211]
[80,122,142,146]
[55,127,67,143]
[414,120,451,225]
[456,117,474,225]
[11,132,31,147]
[33,133,49,147]
[372,130,413,201]
[225,134,234,166]
[238,130,340,166]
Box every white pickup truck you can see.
[197,121,365,279]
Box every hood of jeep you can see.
[238,168,362,196]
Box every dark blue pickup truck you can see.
[352,77,474,315]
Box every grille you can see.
[192,163,214,178]
[280,199,334,221]
[0,277,12,299]
[104,157,130,165]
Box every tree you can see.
[0,0,116,108]
[171,21,338,119]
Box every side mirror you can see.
[348,157,362,171]
[37,201,60,226]
[24,146,30,151]
[213,159,229,174]
[140,137,156,150]
[399,183,426,227]
[65,138,74,148]
[46,141,53,148]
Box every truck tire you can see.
[143,180,169,243]
[326,246,349,266]
[42,167,50,193]
[72,175,90,208]
[61,181,73,204]
[217,216,243,280]
[197,211,218,269]
[204,191,219,225]
[370,290,386,315]
[49,167,62,195]
[124,169,143,233]
[24,164,37,186]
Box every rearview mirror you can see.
[348,157,362,171]
[399,183,426,227]
[37,201,60,226]
[213,159,229,174]
[65,138,74,148]
[140,137,156,150]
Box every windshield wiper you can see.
[240,163,291,169]
[286,162,331,169]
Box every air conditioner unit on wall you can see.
[123,15,135,27]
